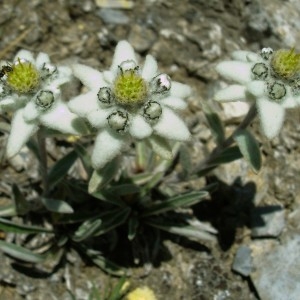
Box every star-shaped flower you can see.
[214,48,300,139]
[69,40,191,169]
[1,50,87,157]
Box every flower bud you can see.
[107,110,129,133]
[97,87,113,105]
[143,101,162,122]
[150,74,171,94]
[251,63,268,80]
[35,90,54,109]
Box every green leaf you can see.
[12,184,30,215]
[107,277,127,300]
[140,171,164,197]
[72,218,102,242]
[179,144,192,179]
[145,220,216,242]
[142,191,207,217]
[48,150,78,190]
[41,198,74,214]
[84,248,126,276]
[135,141,150,171]
[88,157,120,194]
[0,240,46,263]
[128,217,139,241]
[210,146,243,165]
[91,191,126,207]
[106,184,141,196]
[146,135,173,160]
[234,129,261,172]
[0,205,17,217]
[93,207,131,237]
[0,217,52,234]
[74,143,93,177]
[202,102,225,145]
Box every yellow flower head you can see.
[6,58,40,94]
[126,286,157,300]
[271,48,300,80]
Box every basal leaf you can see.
[0,217,52,234]
[142,191,207,217]
[145,220,216,242]
[41,198,74,214]
[48,150,78,190]
[0,241,46,263]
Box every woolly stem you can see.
[37,128,49,196]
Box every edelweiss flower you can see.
[69,40,191,169]
[214,48,300,139]
[1,50,87,157]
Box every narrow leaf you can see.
[74,143,93,176]
[41,198,74,214]
[48,150,78,190]
[142,191,207,217]
[179,144,192,178]
[106,184,141,196]
[88,157,120,194]
[88,252,126,276]
[146,220,216,242]
[0,217,52,234]
[0,205,17,217]
[12,184,30,215]
[202,102,225,145]
[234,129,261,172]
[128,217,139,241]
[0,240,46,263]
[72,218,102,242]
[93,207,131,237]
[146,135,173,160]
[209,146,243,165]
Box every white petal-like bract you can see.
[87,108,112,129]
[110,40,136,76]
[154,107,190,141]
[14,50,35,63]
[91,129,127,169]
[68,92,100,117]
[129,115,153,139]
[160,96,188,110]
[216,61,252,84]
[256,97,285,139]
[35,52,50,69]
[72,64,105,90]
[142,55,158,81]
[214,84,247,102]
[40,100,87,135]
[170,82,191,98]
[6,110,37,158]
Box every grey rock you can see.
[232,246,252,276]
[251,206,285,238]
[96,8,129,25]
[251,234,300,300]
[128,24,157,53]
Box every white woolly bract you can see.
[91,130,127,169]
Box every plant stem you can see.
[194,103,257,173]
[37,128,49,196]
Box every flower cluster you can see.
[69,40,191,169]
[214,47,300,138]
[0,50,86,157]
